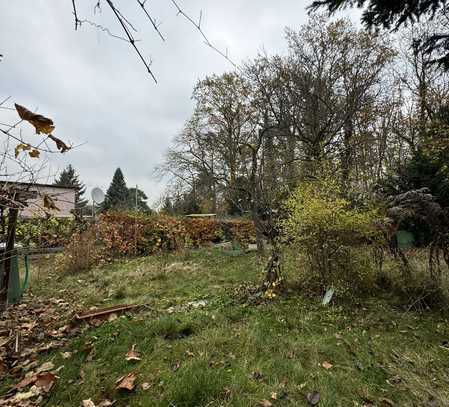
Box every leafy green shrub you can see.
[283,177,384,294]
[16,217,79,248]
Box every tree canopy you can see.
[53,164,87,213]
[103,168,129,211]
[309,0,449,68]
[103,168,150,212]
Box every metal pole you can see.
[1,207,18,308]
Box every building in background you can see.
[0,181,76,218]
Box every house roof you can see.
[0,180,77,190]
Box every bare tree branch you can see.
[171,0,238,69]
[78,19,130,43]
[71,0,80,30]
[105,0,157,83]
[137,0,165,42]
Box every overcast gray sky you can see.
[0,0,358,206]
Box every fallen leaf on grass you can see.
[108,313,118,322]
[171,360,181,372]
[259,400,273,407]
[13,387,40,401]
[21,321,38,331]
[61,351,72,359]
[271,392,278,400]
[35,372,56,392]
[306,391,320,406]
[141,382,151,391]
[322,361,333,370]
[82,400,96,407]
[116,373,137,391]
[15,375,37,389]
[125,344,141,362]
[36,361,54,373]
[98,401,114,407]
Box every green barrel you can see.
[0,249,30,304]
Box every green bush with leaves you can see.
[15,217,79,248]
[282,177,384,294]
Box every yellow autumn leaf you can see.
[14,143,31,158]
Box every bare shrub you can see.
[57,228,105,274]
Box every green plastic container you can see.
[0,250,30,304]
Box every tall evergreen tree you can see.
[54,164,88,213]
[127,187,151,212]
[103,168,129,211]
[309,0,449,69]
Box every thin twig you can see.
[71,0,80,30]
[105,0,157,82]
[78,19,130,43]
[137,0,165,41]
[171,0,238,69]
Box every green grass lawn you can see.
[22,249,449,406]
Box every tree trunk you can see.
[249,144,265,256]
[340,119,353,196]
[263,241,281,288]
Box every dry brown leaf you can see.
[15,375,36,389]
[36,361,54,374]
[15,104,55,135]
[259,400,273,407]
[20,321,38,331]
[42,193,59,211]
[271,392,278,400]
[116,372,137,391]
[35,372,56,392]
[141,382,151,391]
[28,149,40,158]
[108,313,118,322]
[82,399,96,407]
[322,361,333,370]
[125,344,141,362]
[15,143,31,158]
[61,352,72,359]
[48,134,70,153]
[98,400,114,407]
[13,387,40,401]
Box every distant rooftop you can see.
[0,180,77,190]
